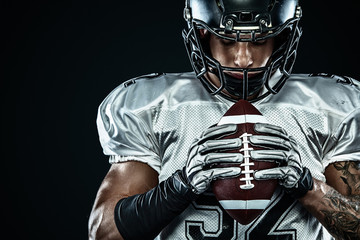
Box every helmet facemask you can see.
[182,0,302,102]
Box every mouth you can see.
[225,71,260,80]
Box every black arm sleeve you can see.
[114,169,198,240]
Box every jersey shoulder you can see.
[98,72,206,113]
[289,73,360,95]
[281,73,360,110]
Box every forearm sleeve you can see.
[114,169,197,240]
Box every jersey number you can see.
[185,193,297,240]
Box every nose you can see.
[234,42,253,68]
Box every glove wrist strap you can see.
[287,167,314,199]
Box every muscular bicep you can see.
[89,161,159,240]
[325,161,360,196]
[103,161,159,198]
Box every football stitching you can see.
[239,132,255,189]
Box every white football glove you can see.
[183,124,243,194]
[250,123,313,198]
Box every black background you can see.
[4,1,360,239]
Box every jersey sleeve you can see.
[323,107,360,167]
[96,83,161,174]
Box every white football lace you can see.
[239,133,255,189]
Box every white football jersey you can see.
[97,72,360,240]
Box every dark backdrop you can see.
[4,1,360,239]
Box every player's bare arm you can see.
[88,161,159,240]
[299,161,360,239]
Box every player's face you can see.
[204,32,275,99]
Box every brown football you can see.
[212,100,278,225]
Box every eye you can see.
[220,38,236,46]
[252,39,267,46]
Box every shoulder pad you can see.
[123,73,164,88]
[308,73,358,87]
[335,75,358,86]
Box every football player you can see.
[89,0,360,239]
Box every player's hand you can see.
[183,124,243,194]
[250,123,313,198]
